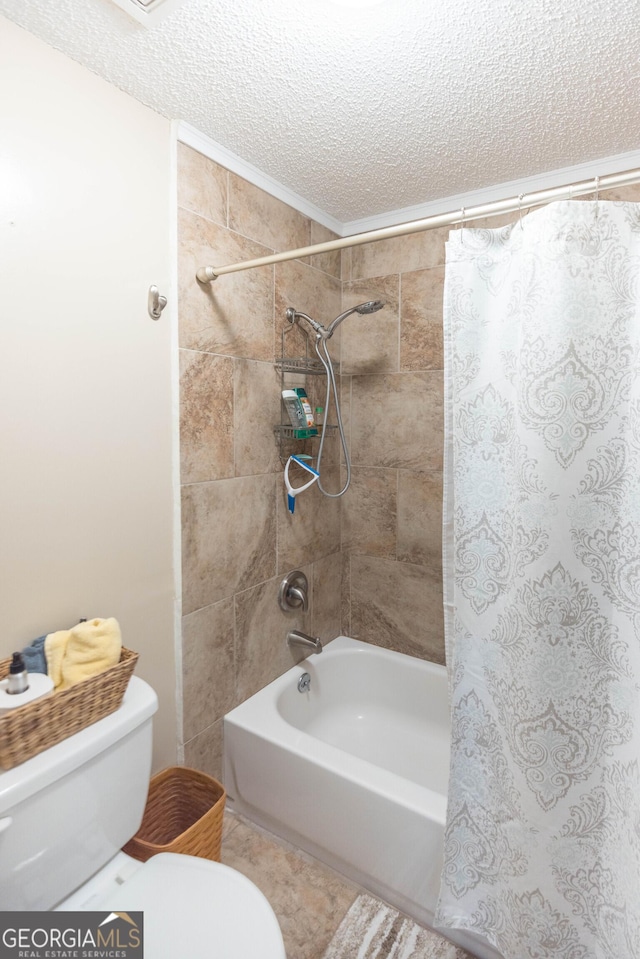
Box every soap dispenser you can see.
[7,652,29,694]
[1,651,54,711]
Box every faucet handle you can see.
[286,585,308,611]
[279,570,309,612]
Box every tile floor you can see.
[220,810,476,959]
[219,811,362,958]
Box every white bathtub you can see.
[224,635,500,959]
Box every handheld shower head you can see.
[355,300,385,315]
[282,298,384,501]
[326,300,385,337]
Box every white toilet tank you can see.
[0,676,157,910]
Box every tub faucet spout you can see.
[287,630,323,655]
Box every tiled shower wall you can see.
[338,232,448,661]
[178,141,639,778]
[177,143,344,776]
[176,143,450,777]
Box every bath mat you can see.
[321,894,473,959]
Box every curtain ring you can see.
[459,207,466,246]
[594,175,600,220]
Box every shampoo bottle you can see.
[282,390,306,429]
[293,388,316,428]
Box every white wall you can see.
[0,17,177,769]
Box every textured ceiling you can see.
[1,0,639,223]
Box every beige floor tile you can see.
[221,815,359,959]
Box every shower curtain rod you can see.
[195,167,640,283]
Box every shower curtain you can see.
[435,200,640,959]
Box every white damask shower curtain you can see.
[435,200,640,959]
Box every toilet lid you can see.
[94,853,286,959]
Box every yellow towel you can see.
[58,618,122,691]
[45,629,72,689]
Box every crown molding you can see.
[341,148,640,235]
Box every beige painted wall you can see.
[0,18,177,770]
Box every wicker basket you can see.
[0,647,138,770]
[123,766,226,863]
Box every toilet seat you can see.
[93,852,286,959]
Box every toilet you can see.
[0,675,286,959]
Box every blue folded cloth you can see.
[21,635,48,674]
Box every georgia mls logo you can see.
[0,911,144,958]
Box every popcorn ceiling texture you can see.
[1,0,639,222]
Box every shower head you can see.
[355,300,385,315]
[326,300,385,337]
[286,301,385,340]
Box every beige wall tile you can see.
[229,173,311,252]
[234,358,282,476]
[341,247,352,283]
[350,555,444,662]
[183,718,224,782]
[351,372,444,471]
[274,257,342,345]
[181,474,277,614]
[306,221,342,280]
[180,349,234,484]
[235,569,314,700]
[178,208,274,359]
[397,470,443,570]
[276,470,341,572]
[469,212,518,230]
[182,598,236,741]
[177,143,227,227]
[337,375,351,451]
[311,552,344,642]
[341,466,397,557]
[350,227,448,280]
[400,267,444,371]
[340,276,399,374]
[599,184,640,201]
[341,551,352,637]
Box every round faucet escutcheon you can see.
[278,570,309,612]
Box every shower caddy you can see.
[274,320,336,466]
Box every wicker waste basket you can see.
[123,766,226,863]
